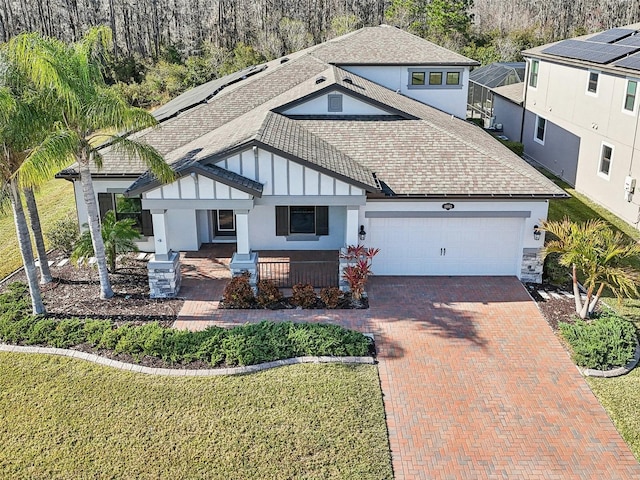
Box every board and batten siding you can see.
[216,148,364,197]
[144,175,252,200]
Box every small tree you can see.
[72,211,140,272]
[541,218,640,319]
[340,245,380,301]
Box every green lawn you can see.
[0,179,76,280]
[0,353,392,480]
[587,370,640,461]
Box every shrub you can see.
[84,320,113,347]
[544,253,570,286]
[46,217,80,255]
[256,279,283,307]
[222,273,255,308]
[559,314,637,370]
[291,283,317,309]
[340,246,380,301]
[320,286,343,309]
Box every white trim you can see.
[585,70,599,97]
[528,59,539,90]
[622,78,638,116]
[534,115,546,145]
[597,142,614,180]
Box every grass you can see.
[0,179,76,280]
[0,353,392,480]
[587,370,640,461]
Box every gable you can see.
[214,147,364,197]
[281,89,394,116]
[144,173,253,200]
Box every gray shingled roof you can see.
[310,25,479,66]
[66,25,564,200]
[492,83,525,105]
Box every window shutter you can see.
[275,206,289,236]
[141,210,153,236]
[315,206,329,236]
[97,193,114,221]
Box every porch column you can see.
[147,209,181,298]
[234,209,250,258]
[230,209,258,291]
[346,206,360,246]
[151,209,171,261]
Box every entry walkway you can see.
[175,276,640,479]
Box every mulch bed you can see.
[525,282,583,331]
[0,251,183,324]
[219,295,369,310]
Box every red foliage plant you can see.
[340,245,380,300]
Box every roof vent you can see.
[315,76,326,84]
[280,57,289,64]
[343,78,354,85]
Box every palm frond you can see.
[107,135,174,183]
[16,129,80,188]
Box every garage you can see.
[367,215,524,276]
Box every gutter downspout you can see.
[519,58,530,144]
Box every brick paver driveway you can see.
[175,276,640,478]
[370,277,640,479]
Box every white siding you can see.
[282,91,393,116]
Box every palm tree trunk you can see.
[78,157,114,299]
[578,287,592,319]
[9,179,46,315]
[572,264,583,313]
[588,283,605,316]
[23,186,52,284]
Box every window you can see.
[275,206,329,236]
[624,80,637,112]
[587,71,599,94]
[98,193,153,236]
[529,60,539,88]
[599,144,613,178]
[410,71,425,86]
[446,71,460,85]
[429,72,443,85]
[327,94,343,112]
[408,68,463,89]
[534,115,546,144]
[217,210,235,231]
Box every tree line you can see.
[1,0,639,59]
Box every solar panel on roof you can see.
[588,28,636,43]
[616,53,640,71]
[615,35,640,47]
[541,39,640,64]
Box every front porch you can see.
[180,244,340,287]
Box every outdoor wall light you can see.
[533,225,541,241]
[442,202,455,211]
[358,225,367,241]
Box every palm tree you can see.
[8,28,174,299]
[24,186,53,284]
[541,218,640,319]
[72,211,141,273]
[0,87,46,314]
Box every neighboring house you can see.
[491,82,525,142]
[522,24,640,224]
[58,26,566,297]
[467,62,525,129]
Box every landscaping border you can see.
[578,340,640,378]
[0,343,374,376]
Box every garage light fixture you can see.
[359,225,367,241]
[533,225,541,241]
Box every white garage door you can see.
[368,216,524,276]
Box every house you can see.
[57,26,566,297]
[522,24,640,223]
[467,62,525,137]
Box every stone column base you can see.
[148,251,181,298]
[230,252,259,291]
[521,248,543,283]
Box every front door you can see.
[213,210,236,237]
